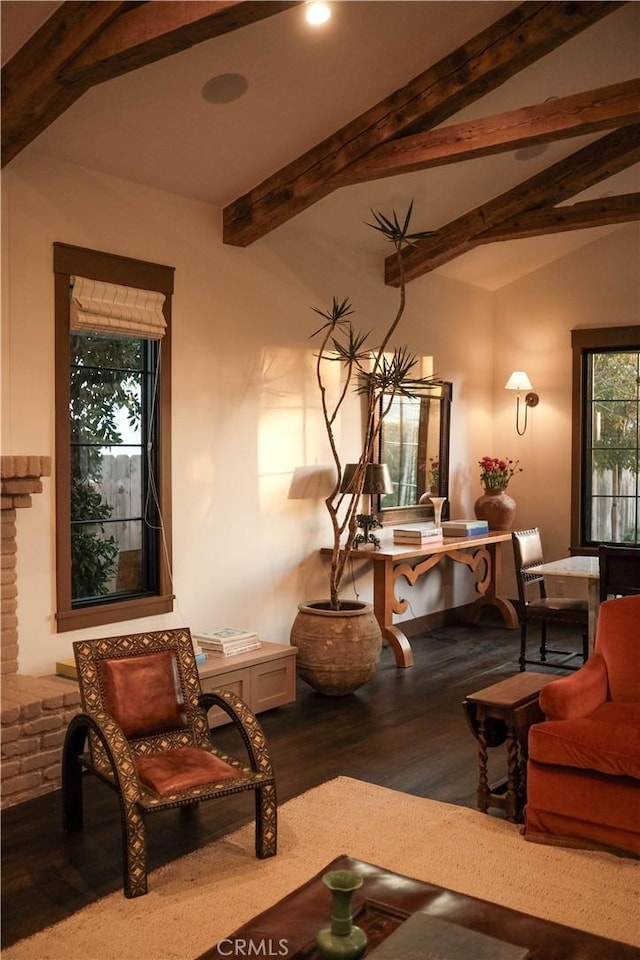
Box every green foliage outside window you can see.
[70,334,142,601]
[70,481,119,599]
[589,350,639,544]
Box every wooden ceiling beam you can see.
[340,79,640,185]
[1,1,131,167]
[1,1,300,168]
[385,124,640,285]
[223,1,624,247]
[478,193,640,243]
[60,1,302,85]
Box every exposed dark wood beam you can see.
[385,125,640,285]
[1,1,301,168]
[1,1,131,167]
[223,1,624,247]
[478,193,640,243]
[60,1,302,85]
[340,79,640,185]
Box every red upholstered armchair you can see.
[524,595,640,856]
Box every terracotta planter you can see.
[474,487,516,531]
[290,601,382,696]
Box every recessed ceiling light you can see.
[514,144,549,162]
[305,2,331,26]
[201,73,248,104]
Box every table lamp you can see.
[341,463,394,549]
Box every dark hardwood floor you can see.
[1,617,583,950]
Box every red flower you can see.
[478,456,522,489]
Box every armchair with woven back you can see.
[62,628,277,898]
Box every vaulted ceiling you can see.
[2,0,639,290]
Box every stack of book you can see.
[56,658,79,680]
[441,518,489,537]
[393,524,444,546]
[193,627,261,657]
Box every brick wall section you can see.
[1,456,70,809]
[1,674,81,809]
[1,510,19,673]
[1,455,51,675]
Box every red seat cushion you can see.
[529,702,640,779]
[135,747,239,795]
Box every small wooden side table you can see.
[463,672,557,822]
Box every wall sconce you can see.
[340,463,394,548]
[505,371,539,436]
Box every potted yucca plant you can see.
[291,204,436,695]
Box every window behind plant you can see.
[379,395,421,507]
[54,244,174,632]
[572,327,639,550]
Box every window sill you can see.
[56,594,174,633]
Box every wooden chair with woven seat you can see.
[598,544,640,602]
[62,628,277,898]
[511,529,589,672]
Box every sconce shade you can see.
[505,371,533,391]
[505,371,539,435]
[340,463,394,495]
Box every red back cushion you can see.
[98,650,187,738]
[597,596,640,702]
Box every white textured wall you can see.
[4,153,637,674]
[3,153,499,675]
[492,223,640,596]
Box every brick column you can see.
[1,456,51,675]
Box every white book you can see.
[393,524,441,537]
[194,627,258,644]
[394,534,443,543]
[198,637,260,651]
[205,640,262,657]
[441,519,489,532]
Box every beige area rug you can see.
[5,777,639,960]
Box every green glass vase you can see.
[315,869,367,960]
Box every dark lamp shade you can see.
[340,463,394,495]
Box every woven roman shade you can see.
[70,276,166,339]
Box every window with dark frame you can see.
[69,334,160,603]
[54,244,174,632]
[571,326,640,552]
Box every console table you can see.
[322,531,518,669]
[197,855,638,960]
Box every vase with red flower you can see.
[474,457,522,531]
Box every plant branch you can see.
[308,203,432,609]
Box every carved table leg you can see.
[383,625,414,668]
[476,710,490,814]
[373,560,414,668]
[505,724,521,823]
[460,543,519,629]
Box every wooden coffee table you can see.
[196,855,638,959]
